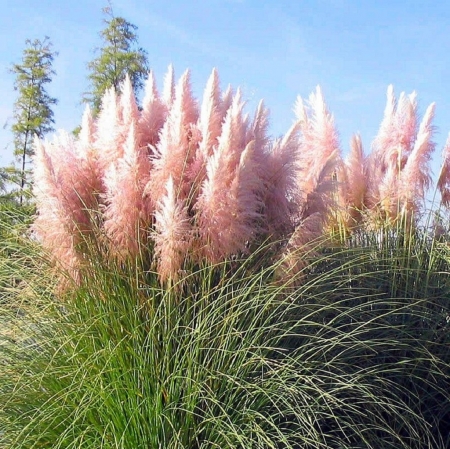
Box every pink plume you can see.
[366,86,419,211]
[95,87,123,173]
[220,84,234,119]
[77,105,103,198]
[294,86,341,219]
[301,150,339,221]
[437,133,450,207]
[195,91,255,262]
[145,69,199,204]
[196,140,263,263]
[262,122,300,238]
[248,99,270,152]
[120,74,139,128]
[138,70,167,148]
[198,68,222,157]
[365,86,396,208]
[153,176,192,283]
[399,102,435,214]
[40,132,99,227]
[279,150,339,282]
[162,64,175,108]
[103,121,153,259]
[381,90,418,170]
[371,85,396,161]
[79,105,96,149]
[278,211,326,284]
[33,134,100,281]
[345,134,366,213]
[218,89,247,167]
[188,68,223,190]
[378,164,399,220]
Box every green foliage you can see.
[9,37,57,205]
[0,166,13,203]
[1,222,449,448]
[84,5,149,115]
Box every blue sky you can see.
[2,0,450,180]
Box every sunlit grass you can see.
[0,208,449,448]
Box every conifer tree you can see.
[10,37,57,205]
[84,4,149,115]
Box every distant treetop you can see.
[84,4,149,115]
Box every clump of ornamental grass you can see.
[2,67,450,448]
[1,220,450,449]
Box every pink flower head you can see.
[120,74,140,129]
[366,86,420,211]
[197,139,263,264]
[138,70,167,148]
[294,86,341,221]
[437,133,450,208]
[344,134,366,214]
[262,122,300,238]
[162,64,175,108]
[188,68,223,194]
[33,133,99,281]
[153,176,192,283]
[399,102,435,215]
[103,121,153,259]
[79,104,96,149]
[145,69,199,204]
[95,87,122,174]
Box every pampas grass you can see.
[2,67,450,448]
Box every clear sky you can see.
[2,0,450,179]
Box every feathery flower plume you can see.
[278,212,325,285]
[371,85,396,162]
[262,122,299,238]
[153,176,192,283]
[95,87,122,173]
[79,104,95,149]
[394,91,418,163]
[33,134,98,281]
[279,151,338,282]
[377,90,418,169]
[33,138,79,280]
[365,85,396,209]
[138,70,167,148]
[437,133,450,207]
[41,132,99,228]
[248,100,270,150]
[145,69,199,204]
[199,68,222,155]
[301,150,339,221]
[197,140,263,263]
[343,134,366,224]
[220,84,233,118]
[247,99,271,187]
[294,86,341,222]
[398,102,435,215]
[189,68,223,191]
[103,121,153,259]
[377,164,399,221]
[196,91,265,262]
[366,86,419,212]
[162,64,175,108]
[120,74,140,129]
[77,105,102,197]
